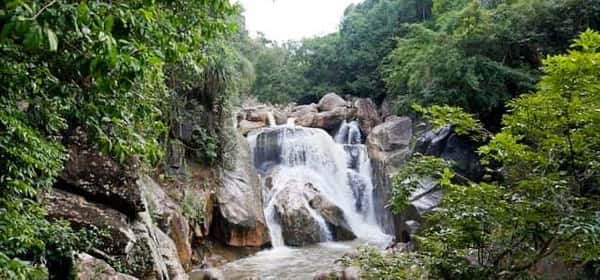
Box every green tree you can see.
[384,0,600,127]
[392,29,600,279]
[0,0,238,277]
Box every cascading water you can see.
[249,120,389,247]
[223,119,391,279]
[336,121,378,225]
[267,111,277,127]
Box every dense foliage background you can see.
[247,0,599,128]
[388,30,600,279]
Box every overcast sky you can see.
[237,0,363,42]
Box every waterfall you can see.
[336,121,377,224]
[249,120,389,247]
[267,112,276,127]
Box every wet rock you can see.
[314,266,360,280]
[238,120,266,135]
[189,268,224,280]
[213,133,269,247]
[305,185,355,241]
[318,93,347,112]
[74,253,138,280]
[366,117,413,236]
[313,107,352,131]
[347,172,366,212]
[367,116,413,166]
[43,189,135,256]
[272,181,324,246]
[292,103,318,115]
[271,179,356,246]
[354,98,381,135]
[415,125,482,180]
[138,174,192,270]
[56,128,143,216]
[154,226,188,279]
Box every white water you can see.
[337,121,378,225]
[267,112,276,127]
[222,241,361,280]
[224,119,391,279]
[249,120,389,246]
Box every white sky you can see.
[237,0,363,42]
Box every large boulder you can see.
[353,98,381,135]
[239,106,288,128]
[395,180,442,242]
[238,120,266,136]
[415,125,482,180]
[213,133,269,247]
[367,116,413,172]
[313,107,351,131]
[270,178,355,246]
[272,182,324,246]
[366,116,413,236]
[293,107,352,131]
[244,107,271,123]
[139,175,192,270]
[305,185,356,241]
[56,128,143,216]
[291,104,318,115]
[43,189,135,256]
[75,253,138,280]
[318,93,347,112]
[44,189,187,279]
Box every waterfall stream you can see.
[223,120,391,279]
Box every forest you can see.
[1,0,599,279]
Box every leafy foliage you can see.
[391,30,600,279]
[412,104,487,140]
[340,246,428,280]
[390,154,452,213]
[383,0,600,126]
[247,0,432,104]
[1,0,238,277]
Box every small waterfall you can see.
[267,112,276,127]
[249,120,389,247]
[335,121,377,224]
[334,120,361,144]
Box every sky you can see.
[237,0,363,42]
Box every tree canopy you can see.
[390,29,600,279]
[0,0,242,277]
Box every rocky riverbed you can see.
[47,92,480,279]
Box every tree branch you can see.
[24,0,57,21]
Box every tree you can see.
[391,29,600,279]
[383,0,600,128]
[0,0,238,277]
